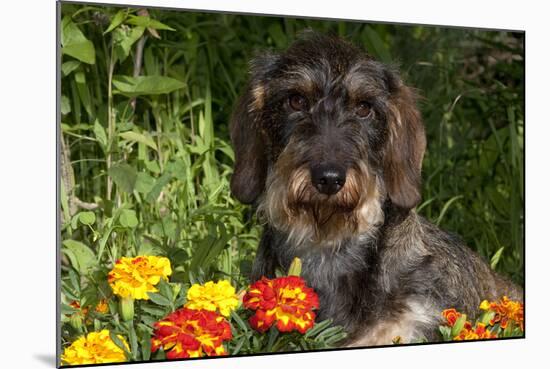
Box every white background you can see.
[0,0,547,367]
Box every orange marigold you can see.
[151,308,232,359]
[69,301,89,315]
[243,276,319,334]
[454,322,497,341]
[442,308,461,326]
[480,296,524,331]
[95,299,109,314]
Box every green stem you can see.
[106,41,116,201]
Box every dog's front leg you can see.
[250,227,279,281]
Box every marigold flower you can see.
[479,300,491,311]
[185,280,239,317]
[454,322,497,341]
[151,308,232,359]
[95,299,109,314]
[68,301,89,315]
[61,329,128,365]
[480,296,524,331]
[108,255,172,300]
[442,308,461,326]
[243,276,319,334]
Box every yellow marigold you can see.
[108,255,172,300]
[61,329,128,365]
[479,300,491,311]
[185,280,239,317]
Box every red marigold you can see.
[151,308,232,359]
[243,276,320,334]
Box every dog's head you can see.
[230,32,426,246]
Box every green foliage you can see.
[59,2,524,361]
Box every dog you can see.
[229,32,523,346]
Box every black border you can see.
[56,0,527,367]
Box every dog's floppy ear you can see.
[383,71,426,210]
[230,53,279,204]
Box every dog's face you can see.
[230,33,426,246]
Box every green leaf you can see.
[156,279,173,301]
[113,26,145,62]
[112,75,185,97]
[145,173,172,203]
[231,336,246,355]
[62,61,81,76]
[125,15,175,31]
[104,9,128,34]
[138,327,152,361]
[324,331,347,345]
[230,310,249,333]
[267,23,287,48]
[304,319,333,339]
[97,224,114,262]
[315,326,345,341]
[60,303,79,315]
[147,292,172,307]
[78,211,96,226]
[439,325,452,341]
[109,163,137,193]
[61,95,71,115]
[266,326,279,352]
[490,247,505,270]
[436,195,463,226]
[61,17,96,64]
[362,26,391,64]
[119,209,139,228]
[140,305,168,317]
[74,71,93,117]
[62,239,97,274]
[119,131,157,151]
[68,268,81,294]
[135,172,156,194]
[128,322,139,360]
[93,120,107,149]
[109,332,130,359]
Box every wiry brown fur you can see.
[258,141,383,247]
[229,31,523,346]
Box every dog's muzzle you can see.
[310,163,346,196]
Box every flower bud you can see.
[171,283,181,300]
[451,313,467,337]
[287,257,302,276]
[479,311,495,326]
[120,297,135,321]
[70,313,83,330]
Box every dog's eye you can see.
[356,101,372,118]
[289,94,308,111]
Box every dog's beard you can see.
[258,156,384,248]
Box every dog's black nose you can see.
[311,163,346,196]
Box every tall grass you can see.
[59,2,524,348]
